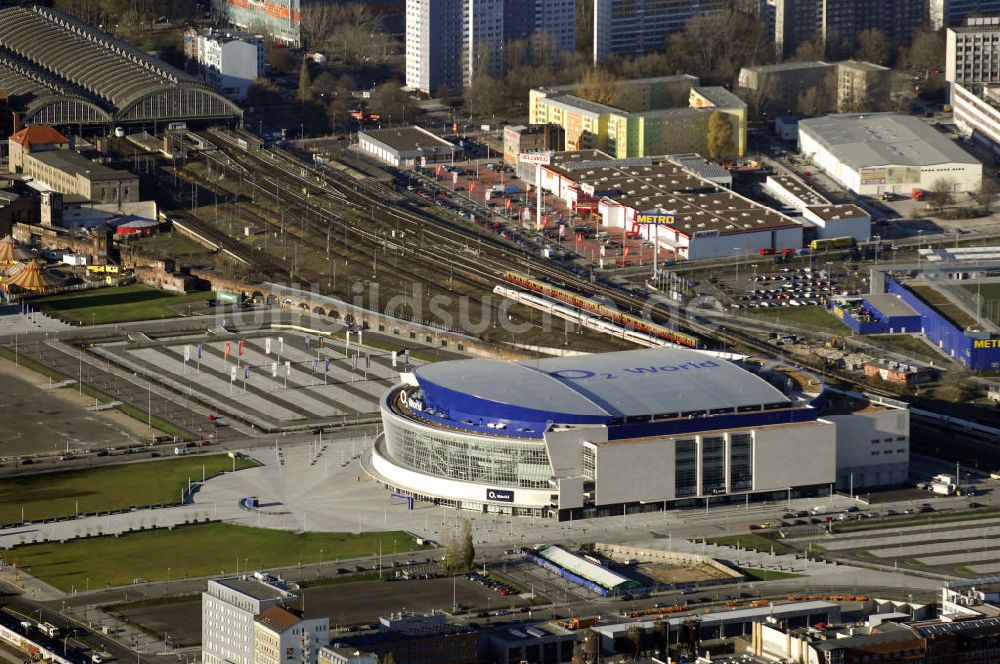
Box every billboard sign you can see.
[634,211,675,225]
[486,488,514,503]
[519,152,552,165]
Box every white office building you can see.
[202,575,297,664]
[932,0,1000,30]
[406,0,575,94]
[947,18,1000,99]
[798,113,982,196]
[184,28,265,100]
[954,82,1000,151]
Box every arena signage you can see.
[486,488,514,502]
[549,359,719,381]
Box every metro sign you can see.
[634,211,675,225]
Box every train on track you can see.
[503,271,700,348]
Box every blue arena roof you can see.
[412,349,793,434]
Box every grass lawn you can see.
[6,523,429,591]
[130,232,211,256]
[705,533,795,556]
[740,568,803,581]
[740,306,850,332]
[0,454,255,525]
[863,334,950,366]
[30,285,209,325]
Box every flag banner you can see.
[265,338,271,354]
[238,340,245,357]
[272,362,278,378]
[285,360,291,376]
[365,353,371,369]
[198,343,204,359]
[306,336,312,350]
[184,345,190,362]
[230,366,237,382]
[391,350,397,367]
[311,359,318,371]
[600,245,606,257]
[404,349,410,365]
[279,337,284,353]
[325,358,331,372]
[352,354,358,370]
[244,366,250,380]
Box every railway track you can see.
[183,130,966,408]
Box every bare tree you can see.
[577,68,620,106]
[928,178,955,210]
[907,29,946,78]
[972,178,1000,213]
[855,28,890,65]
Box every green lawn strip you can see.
[739,568,803,581]
[705,533,795,556]
[104,593,200,612]
[30,285,208,325]
[906,559,925,566]
[0,454,255,525]
[7,523,429,592]
[855,550,874,558]
[739,306,850,332]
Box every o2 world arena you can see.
[364,348,909,520]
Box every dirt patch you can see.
[640,561,733,584]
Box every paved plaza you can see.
[93,330,421,428]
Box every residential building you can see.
[211,0,300,46]
[772,0,923,59]
[738,60,891,116]
[405,0,575,95]
[593,0,724,63]
[737,61,836,115]
[184,28,265,100]
[405,0,464,94]
[502,124,565,164]
[253,606,329,664]
[798,113,982,196]
[947,18,1000,98]
[837,60,891,112]
[202,575,298,664]
[931,0,1000,30]
[8,126,138,206]
[529,76,747,159]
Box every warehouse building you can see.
[365,347,909,519]
[537,151,801,260]
[798,113,982,196]
[358,126,459,168]
[0,6,241,129]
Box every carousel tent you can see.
[0,235,30,265]
[0,259,61,292]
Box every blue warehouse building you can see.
[364,347,910,519]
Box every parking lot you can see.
[398,160,659,268]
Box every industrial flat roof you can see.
[767,174,829,206]
[360,126,455,155]
[742,60,831,74]
[865,293,919,318]
[413,348,791,422]
[799,113,980,170]
[805,204,870,221]
[214,577,290,601]
[29,149,132,181]
[592,601,840,636]
[546,156,799,236]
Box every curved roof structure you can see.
[0,5,241,126]
[413,348,794,435]
[0,260,60,292]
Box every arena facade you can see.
[365,348,910,519]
